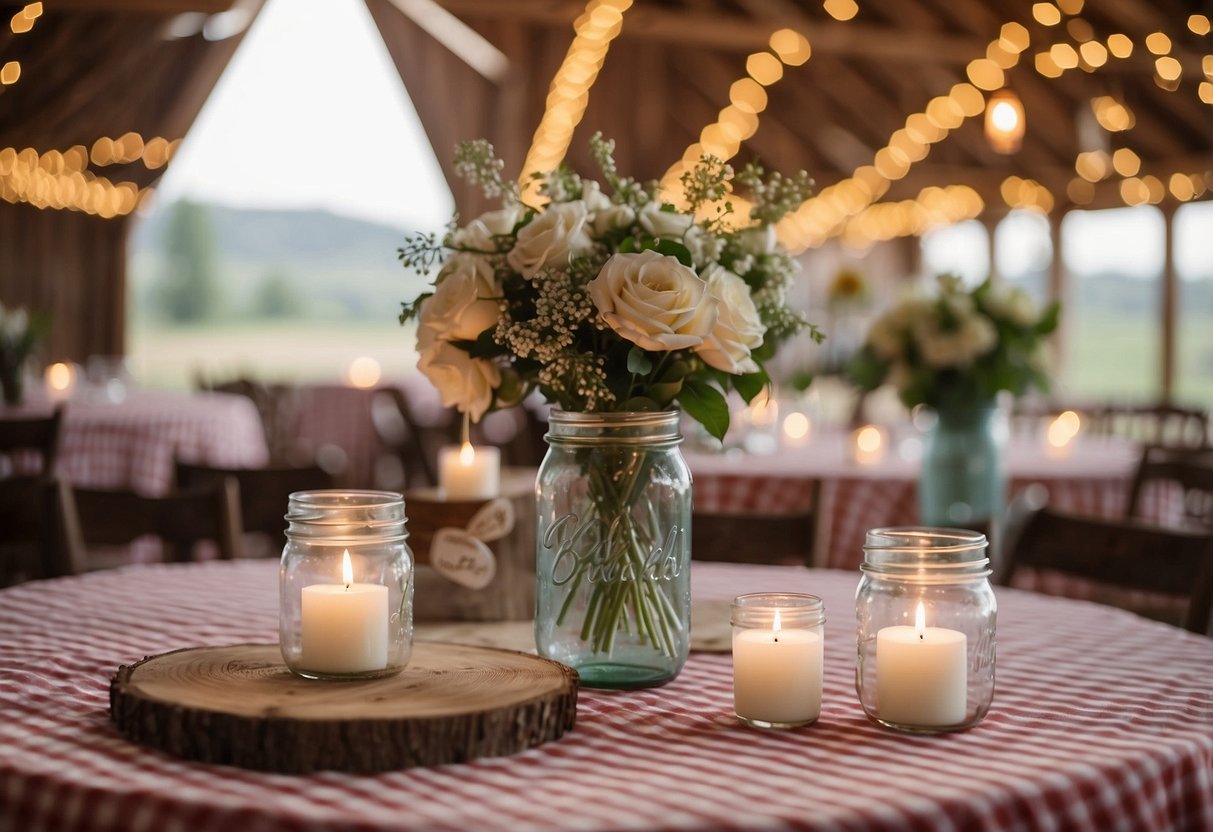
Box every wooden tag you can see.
[430,528,497,590]
[465,498,515,542]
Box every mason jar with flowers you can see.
[848,274,1058,528]
[399,134,819,688]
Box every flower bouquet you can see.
[0,302,47,406]
[398,134,818,686]
[848,273,1058,525]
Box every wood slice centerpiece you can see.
[110,642,578,773]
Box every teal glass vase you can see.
[918,403,1006,528]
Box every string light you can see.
[985,89,1025,153]
[520,0,632,197]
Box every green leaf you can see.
[677,379,730,441]
[645,238,694,268]
[1036,301,1061,336]
[733,369,769,404]
[626,346,654,375]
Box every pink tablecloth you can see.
[1,560,1210,832]
[7,390,270,496]
[687,431,1148,569]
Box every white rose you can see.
[452,204,525,251]
[638,203,694,240]
[420,253,501,342]
[694,264,765,374]
[591,203,636,237]
[683,225,722,268]
[588,250,717,352]
[867,309,908,360]
[416,325,501,423]
[914,314,996,368]
[506,201,593,278]
[983,284,1039,327]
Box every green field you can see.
[127,319,421,390]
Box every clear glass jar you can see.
[731,593,825,729]
[855,527,996,732]
[280,490,413,680]
[535,410,691,689]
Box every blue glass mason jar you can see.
[535,410,692,689]
[919,403,1006,527]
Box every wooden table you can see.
[2,560,1210,831]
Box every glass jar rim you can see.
[861,526,990,580]
[547,408,682,445]
[285,489,407,542]
[730,592,826,627]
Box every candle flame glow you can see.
[1046,410,1081,448]
[459,441,475,466]
[856,425,883,453]
[915,601,925,639]
[341,549,353,589]
[773,608,781,642]
[46,362,74,391]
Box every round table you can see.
[1,561,1210,831]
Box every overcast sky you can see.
[156,0,1211,276]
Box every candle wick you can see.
[919,633,924,640]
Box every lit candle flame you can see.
[915,601,926,640]
[341,549,353,589]
[773,608,781,643]
[856,425,883,453]
[459,441,475,466]
[46,362,74,391]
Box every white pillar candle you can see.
[876,602,967,727]
[438,442,500,500]
[300,550,389,674]
[732,610,824,726]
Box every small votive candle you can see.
[730,593,825,729]
[851,424,887,465]
[438,442,500,500]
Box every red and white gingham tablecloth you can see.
[1,560,1210,832]
[8,390,270,496]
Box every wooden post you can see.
[1048,210,1068,385]
[1161,204,1177,404]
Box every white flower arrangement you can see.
[398,134,821,439]
[848,274,1059,411]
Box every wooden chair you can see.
[1125,445,1213,530]
[0,476,82,584]
[370,386,438,488]
[691,482,820,566]
[1087,403,1209,449]
[195,374,305,465]
[68,480,243,566]
[1001,505,1213,634]
[0,406,64,476]
[174,460,334,557]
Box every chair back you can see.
[0,476,82,583]
[0,406,64,476]
[691,481,820,567]
[70,480,242,563]
[174,461,334,555]
[1001,505,1213,634]
[370,387,437,488]
[1126,445,1213,530]
[1088,403,1209,448]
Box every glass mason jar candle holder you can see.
[280,490,414,680]
[731,593,825,729]
[855,527,996,733]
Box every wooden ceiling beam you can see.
[41,0,238,11]
[437,0,988,62]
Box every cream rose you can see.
[638,203,694,240]
[416,325,501,423]
[506,201,593,278]
[587,250,717,352]
[420,253,501,342]
[694,264,765,374]
[452,204,524,251]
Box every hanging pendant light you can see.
[985,89,1026,154]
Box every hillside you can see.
[128,201,431,322]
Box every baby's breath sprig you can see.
[453,139,519,203]
[397,231,444,277]
[680,154,734,216]
[589,132,653,208]
[735,163,814,225]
